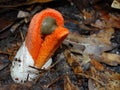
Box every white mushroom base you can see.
[10,42,52,83]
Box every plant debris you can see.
[0,0,120,90]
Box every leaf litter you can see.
[0,0,120,90]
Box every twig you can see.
[46,58,61,70]
[19,29,25,42]
[0,50,11,55]
[29,65,47,72]
[76,73,105,86]
[33,59,61,84]
[45,75,65,88]
[10,20,25,33]
[0,0,53,8]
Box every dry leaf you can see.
[17,11,30,18]
[88,66,120,90]
[0,18,13,31]
[63,39,85,55]
[92,9,120,29]
[91,28,114,45]
[82,9,96,24]
[64,50,83,73]
[90,59,104,71]
[101,52,120,66]
[66,28,114,56]
[111,0,120,9]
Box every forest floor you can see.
[0,0,120,90]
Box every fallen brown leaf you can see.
[91,28,114,45]
[101,52,120,66]
[66,28,114,56]
[90,59,104,71]
[88,66,120,90]
[0,18,13,31]
[82,9,96,24]
[91,9,120,29]
[64,50,83,73]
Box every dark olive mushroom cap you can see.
[41,16,57,34]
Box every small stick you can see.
[45,75,65,88]
[76,73,105,86]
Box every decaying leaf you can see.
[0,82,33,90]
[0,18,14,39]
[111,0,120,9]
[82,9,96,24]
[101,52,120,66]
[64,50,83,73]
[88,66,120,90]
[84,28,114,55]
[0,18,13,31]
[64,75,79,90]
[66,28,114,56]
[17,11,30,18]
[0,41,21,61]
[64,49,91,74]
[0,1,120,89]
[91,28,114,45]
[90,58,104,71]
[63,39,85,55]
[91,9,120,29]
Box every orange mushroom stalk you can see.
[10,8,69,83]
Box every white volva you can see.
[10,42,52,83]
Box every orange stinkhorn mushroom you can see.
[10,8,69,83]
